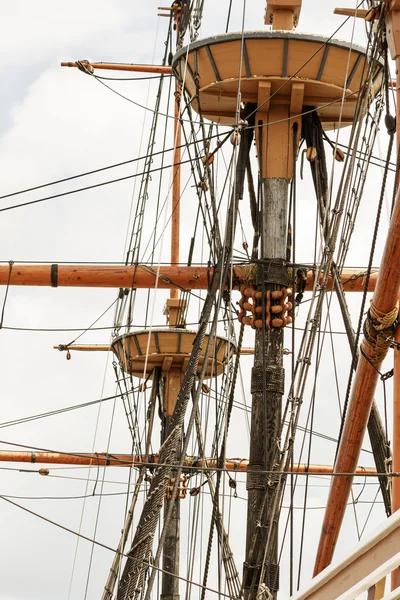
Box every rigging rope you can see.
[117,254,236,598]
[246,49,376,596]
[336,101,395,461]
[200,107,254,599]
[302,81,392,516]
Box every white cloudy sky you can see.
[0,1,396,599]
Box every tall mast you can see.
[314,1,400,576]
[172,0,382,593]
[2,3,387,597]
[244,4,301,598]
[161,4,184,599]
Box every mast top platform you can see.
[172,31,383,128]
[111,329,234,378]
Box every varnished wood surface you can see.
[61,61,172,74]
[314,135,400,575]
[0,450,378,473]
[0,263,380,292]
[111,329,233,377]
[173,31,383,127]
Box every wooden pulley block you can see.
[255,306,263,314]
[306,146,317,162]
[202,153,214,166]
[365,6,379,22]
[199,179,209,191]
[333,147,345,162]
[230,131,241,146]
[254,319,263,328]
[255,291,263,300]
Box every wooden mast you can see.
[314,2,400,576]
[244,4,301,598]
[392,4,400,588]
[2,3,389,596]
[162,5,183,599]
[313,149,400,575]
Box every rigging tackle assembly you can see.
[3,1,400,599]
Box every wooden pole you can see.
[61,61,172,75]
[0,450,379,474]
[161,413,180,600]
[162,10,182,598]
[313,125,400,577]
[0,263,379,292]
[170,85,181,299]
[314,12,400,580]
[245,178,288,600]
[244,95,296,599]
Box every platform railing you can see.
[292,509,400,600]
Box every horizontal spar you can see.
[61,61,172,75]
[0,450,378,474]
[53,344,257,354]
[0,264,379,292]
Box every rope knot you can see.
[361,302,399,365]
[76,60,94,75]
[256,583,273,600]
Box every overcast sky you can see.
[0,1,396,599]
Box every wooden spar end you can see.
[61,61,172,75]
[54,343,256,356]
[54,345,110,352]
[334,8,369,18]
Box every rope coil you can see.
[361,302,399,365]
